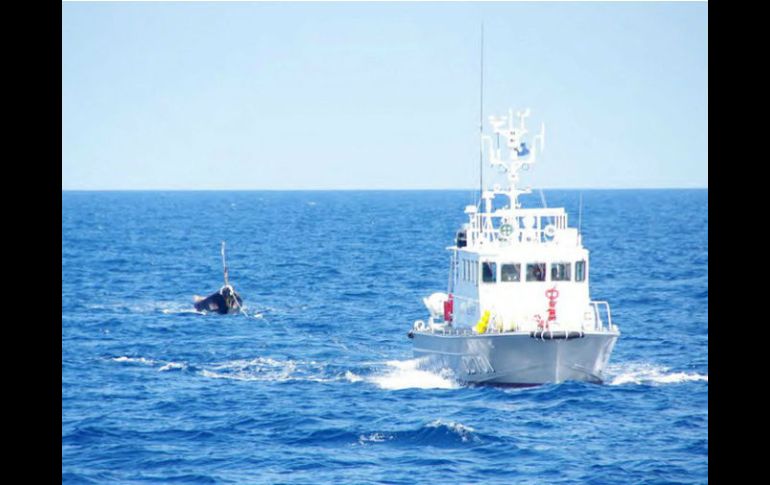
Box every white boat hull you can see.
[412,330,619,385]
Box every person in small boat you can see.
[194,284,243,314]
[193,242,244,314]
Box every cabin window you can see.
[501,263,521,282]
[526,263,546,282]
[575,260,586,282]
[482,262,497,283]
[551,262,571,281]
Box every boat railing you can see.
[469,209,568,246]
[590,301,613,332]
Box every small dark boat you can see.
[194,241,244,315]
[194,285,243,314]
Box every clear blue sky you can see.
[62,1,707,190]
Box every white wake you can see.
[346,359,459,390]
[607,362,708,386]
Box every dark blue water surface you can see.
[62,190,708,484]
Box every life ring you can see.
[544,224,556,238]
[499,224,514,238]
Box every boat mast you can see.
[481,110,545,212]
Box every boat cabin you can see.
[437,109,608,333]
[448,212,594,333]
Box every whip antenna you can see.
[578,193,583,244]
[221,241,229,287]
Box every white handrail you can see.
[590,301,613,331]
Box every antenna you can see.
[478,22,484,205]
[221,241,230,287]
[578,192,583,243]
[540,188,556,228]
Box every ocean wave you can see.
[111,353,338,383]
[112,356,196,374]
[158,362,190,372]
[424,419,477,442]
[83,300,258,317]
[344,371,364,383]
[199,357,336,383]
[607,362,708,386]
[161,307,206,316]
[194,357,462,389]
[86,301,187,314]
[111,356,157,366]
[200,357,297,382]
[296,420,485,448]
[361,419,487,447]
[357,432,391,444]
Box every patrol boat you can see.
[409,109,619,385]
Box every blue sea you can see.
[62,190,708,484]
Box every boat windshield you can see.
[501,263,521,282]
[482,262,497,283]
[526,263,546,282]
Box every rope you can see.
[219,284,253,321]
